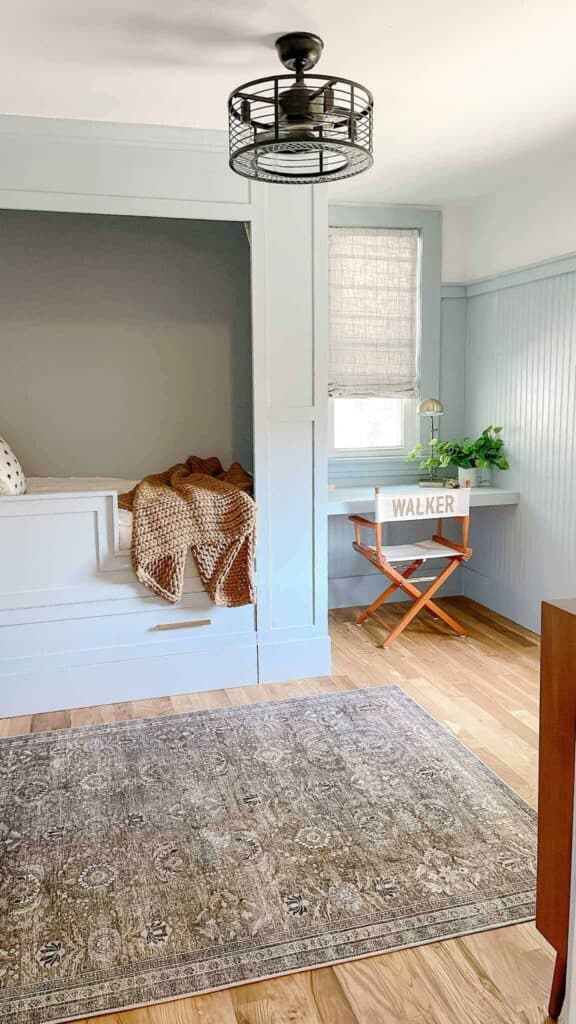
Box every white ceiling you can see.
[3,0,576,203]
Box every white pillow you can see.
[0,437,26,495]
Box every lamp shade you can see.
[417,398,444,417]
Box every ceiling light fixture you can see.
[228,32,373,184]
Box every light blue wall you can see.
[462,260,576,632]
[438,289,467,444]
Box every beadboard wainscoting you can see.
[463,263,576,632]
[328,287,467,608]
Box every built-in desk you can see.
[327,485,519,609]
[328,484,519,517]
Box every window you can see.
[329,396,418,458]
[328,225,421,457]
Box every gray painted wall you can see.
[463,267,576,632]
[0,210,252,478]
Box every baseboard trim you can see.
[0,646,259,718]
[461,567,540,635]
[257,634,332,683]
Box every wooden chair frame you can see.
[350,485,472,649]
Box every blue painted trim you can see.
[466,251,576,297]
[329,204,441,230]
[443,253,576,300]
[442,283,467,298]
[257,635,331,682]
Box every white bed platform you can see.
[0,478,257,716]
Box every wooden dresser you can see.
[537,598,576,1019]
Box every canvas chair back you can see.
[374,486,471,524]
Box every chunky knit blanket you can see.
[118,456,256,606]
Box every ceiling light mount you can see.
[275,32,324,73]
[228,32,373,185]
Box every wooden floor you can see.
[2,597,554,1023]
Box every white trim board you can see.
[0,114,251,217]
[0,115,229,148]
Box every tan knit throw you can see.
[118,456,256,606]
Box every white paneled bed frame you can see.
[0,117,330,716]
[0,479,257,714]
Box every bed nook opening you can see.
[0,208,253,482]
[0,207,259,710]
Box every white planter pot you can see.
[458,466,479,487]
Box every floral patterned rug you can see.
[0,686,536,1024]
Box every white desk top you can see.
[327,485,519,517]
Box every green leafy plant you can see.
[406,426,509,473]
[405,439,448,475]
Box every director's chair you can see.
[350,483,472,649]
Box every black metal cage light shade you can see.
[228,32,373,184]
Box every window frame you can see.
[327,205,442,465]
[328,396,420,459]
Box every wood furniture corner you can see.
[537,598,576,1019]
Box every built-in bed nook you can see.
[0,208,260,704]
[0,117,329,721]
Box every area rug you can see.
[0,686,536,1024]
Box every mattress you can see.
[26,477,137,551]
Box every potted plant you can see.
[407,427,509,486]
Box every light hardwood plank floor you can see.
[1,597,553,1024]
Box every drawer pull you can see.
[151,618,211,632]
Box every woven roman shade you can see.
[329,227,420,398]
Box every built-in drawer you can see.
[0,595,256,676]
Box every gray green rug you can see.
[0,686,536,1024]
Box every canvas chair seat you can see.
[368,539,465,564]
[350,484,472,649]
